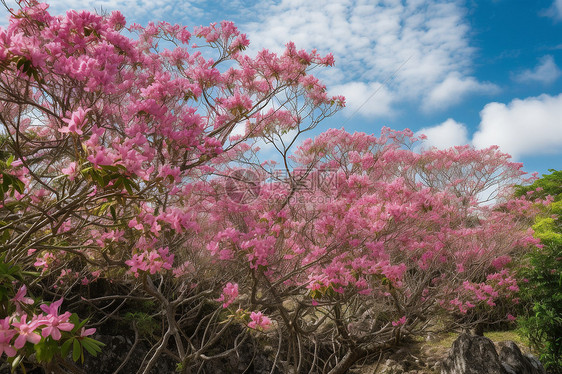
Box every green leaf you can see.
[13,179,24,194]
[87,337,105,349]
[100,164,119,173]
[81,338,102,356]
[72,339,81,362]
[15,57,26,70]
[76,318,89,331]
[2,173,12,191]
[34,339,58,363]
[122,179,134,195]
[61,338,74,357]
[69,313,80,329]
[110,205,117,221]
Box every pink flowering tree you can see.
[0,1,542,373]
[0,0,343,372]
[203,128,542,373]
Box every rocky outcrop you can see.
[441,333,506,374]
[441,334,545,374]
[497,341,545,374]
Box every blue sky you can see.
[2,0,561,176]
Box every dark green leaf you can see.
[72,339,81,362]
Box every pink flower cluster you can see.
[248,311,271,331]
[0,288,87,358]
[217,282,239,308]
[125,247,175,277]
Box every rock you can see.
[441,334,546,374]
[497,341,546,374]
[441,333,507,374]
[526,354,546,374]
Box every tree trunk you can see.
[327,348,365,374]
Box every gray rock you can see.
[441,333,507,374]
[497,341,546,374]
[441,334,547,374]
[526,354,546,374]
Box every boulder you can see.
[498,341,546,374]
[441,334,546,374]
[441,333,507,374]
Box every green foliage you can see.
[60,314,105,364]
[124,311,159,337]
[0,254,38,316]
[0,154,25,203]
[517,169,562,373]
[81,163,139,195]
[516,169,562,202]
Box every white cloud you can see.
[472,93,562,159]
[243,0,488,116]
[514,55,561,84]
[0,0,204,26]
[329,81,395,117]
[423,73,499,111]
[416,118,469,149]
[0,0,500,119]
[546,0,562,20]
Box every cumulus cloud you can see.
[329,81,395,117]
[0,0,497,117]
[545,0,562,20]
[243,0,489,116]
[514,55,561,84]
[0,0,204,25]
[416,118,469,149]
[472,93,562,159]
[423,73,499,111]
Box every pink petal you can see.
[51,328,61,341]
[81,328,96,337]
[58,322,74,332]
[2,344,16,357]
[28,332,41,344]
[42,326,53,338]
[14,335,26,349]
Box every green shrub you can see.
[517,170,562,373]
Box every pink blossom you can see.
[125,253,148,277]
[61,162,78,181]
[41,313,74,340]
[59,108,90,135]
[80,327,96,337]
[392,316,407,327]
[12,315,41,349]
[34,252,55,272]
[248,311,271,330]
[217,282,238,308]
[0,317,16,357]
[11,285,34,314]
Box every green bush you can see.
[517,170,562,373]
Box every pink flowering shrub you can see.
[0,1,542,373]
[203,128,542,372]
[0,279,103,366]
